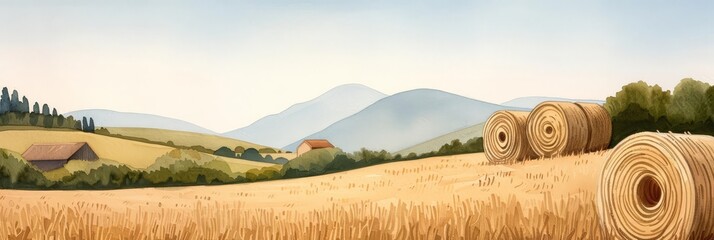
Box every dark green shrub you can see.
[240,148,262,161]
[245,167,281,181]
[0,150,53,188]
[214,146,236,158]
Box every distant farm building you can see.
[21,142,99,171]
[296,139,335,156]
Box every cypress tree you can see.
[52,108,57,116]
[32,102,40,114]
[21,96,29,113]
[89,117,95,132]
[0,87,9,114]
[82,117,88,132]
[10,90,19,112]
[42,104,50,116]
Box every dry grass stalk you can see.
[1,193,604,240]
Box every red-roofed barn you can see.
[296,139,335,157]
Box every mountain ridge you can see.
[64,109,217,135]
[284,88,524,152]
[222,84,388,148]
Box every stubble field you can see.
[0,151,609,239]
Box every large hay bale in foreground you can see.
[575,102,612,152]
[483,111,536,163]
[597,132,714,239]
[526,102,589,157]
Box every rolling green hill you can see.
[0,130,173,169]
[396,122,485,156]
[0,130,274,172]
[104,127,277,152]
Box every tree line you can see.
[605,78,714,146]
[213,146,289,164]
[0,149,282,190]
[0,87,95,132]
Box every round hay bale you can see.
[483,111,536,163]
[575,102,612,152]
[597,132,714,239]
[526,101,589,157]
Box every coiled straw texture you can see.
[575,102,612,152]
[597,132,714,239]
[526,102,589,157]
[484,111,536,163]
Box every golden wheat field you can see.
[0,152,610,239]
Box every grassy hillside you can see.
[147,148,276,175]
[0,126,77,132]
[397,122,485,155]
[104,127,276,152]
[0,130,274,172]
[220,157,276,172]
[0,130,173,169]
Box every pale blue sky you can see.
[1,1,712,132]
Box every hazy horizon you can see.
[21,83,607,133]
[2,1,712,132]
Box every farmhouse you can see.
[296,139,335,156]
[21,142,99,171]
